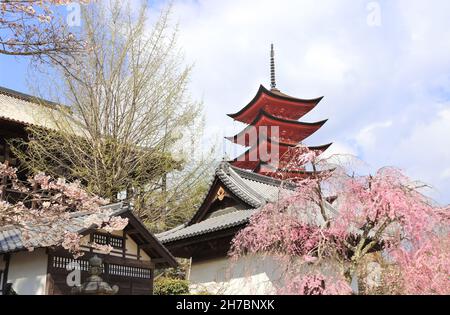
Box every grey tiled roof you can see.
[215,162,294,208]
[0,86,59,107]
[157,162,295,244]
[158,209,258,243]
[156,162,340,245]
[0,202,128,254]
[0,86,60,128]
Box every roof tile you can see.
[0,202,127,254]
[158,209,257,243]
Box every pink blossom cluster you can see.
[334,167,438,244]
[103,216,129,233]
[229,147,450,295]
[0,162,127,257]
[230,203,343,259]
[386,236,450,295]
[0,1,89,57]
[278,273,352,295]
[61,232,84,258]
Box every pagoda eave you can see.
[226,110,328,146]
[307,142,333,152]
[255,162,334,181]
[257,170,315,181]
[229,142,332,171]
[227,85,324,124]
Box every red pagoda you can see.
[226,44,331,180]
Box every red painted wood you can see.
[228,85,322,124]
[226,110,327,146]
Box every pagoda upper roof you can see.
[227,85,323,124]
[226,109,327,146]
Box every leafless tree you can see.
[13,1,215,231]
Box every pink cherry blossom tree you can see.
[230,146,450,295]
[0,0,88,59]
[0,162,128,258]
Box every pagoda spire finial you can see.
[270,43,278,91]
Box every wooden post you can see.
[1,161,9,201]
[31,182,38,209]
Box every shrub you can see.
[154,277,189,295]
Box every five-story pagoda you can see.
[226,44,331,180]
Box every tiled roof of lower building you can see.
[0,202,127,254]
[157,162,338,245]
[0,86,60,128]
[157,208,258,243]
[216,162,295,208]
[157,162,295,244]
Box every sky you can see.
[1,0,449,205]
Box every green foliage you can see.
[154,277,190,295]
[190,290,212,295]
[159,265,187,279]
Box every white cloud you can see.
[442,168,450,180]
[355,120,393,150]
[322,141,357,159]
[303,43,349,82]
[150,0,450,205]
[391,107,450,201]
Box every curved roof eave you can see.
[187,163,263,225]
[229,141,333,164]
[227,85,324,119]
[226,110,328,144]
[225,129,333,149]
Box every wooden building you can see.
[0,87,177,295]
[0,202,177,295]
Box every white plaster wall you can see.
[7,249,48,295]
[188,255,352,295]
[189,255,282,295]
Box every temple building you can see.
[158,46,334,294]
[0,202,177,295]
[0,87,177,295]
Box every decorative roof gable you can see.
[157,162,295,245]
